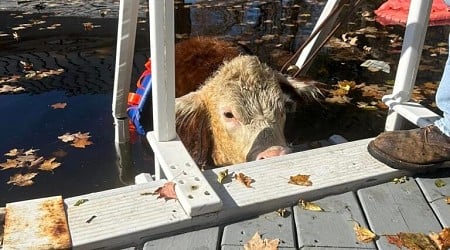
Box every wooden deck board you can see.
[142,226,220,249]
[357,179,442,249]
[416,171,450,227]
[294,192,376,249]
[221,207,296,249]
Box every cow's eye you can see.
[224,112,234,119]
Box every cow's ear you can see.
[175,92,213,169]
[277,73,324,112]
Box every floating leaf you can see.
[354,222,376,243]
[24,148,39,155]
[38,157,61,171]
[5,148,23,157]
[0,84,25,93]
[7,172,38,186]
[0,159,19,170]
[217,169,229,183]
[288,174,312,186]
[74,199,89,206]
[436,179,447,188]
[50,102,67,109]
[244,232,279,250]
[71,138,93,148]
[153,181,177,200]
[299,199,324,211]
[235,172,253,188]
[58,133,75,142]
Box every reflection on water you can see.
[1,0,449,206]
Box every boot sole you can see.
[367,140,450,171]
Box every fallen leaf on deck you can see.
[7,172,38,186]
[153,181,177,200]
[276,208,288,217]
[436,179,447,188]
[217,169,229,183]
[386,232,438,249]
[299,199,324,211]
[50,102,67,109]
[354,222,376,243]
[430,228,450,250]
[392,176,409,184]
[244,232,279,250]
[38,157,61,171]
[74,199,89,206]
[445,197,450,204]
[235,172,253,188]
[288,174,312,186]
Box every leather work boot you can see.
[367,125,450,171]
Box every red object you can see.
[374,0,450,26]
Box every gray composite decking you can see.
[142,171,450,250]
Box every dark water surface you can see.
[0,0,448,206]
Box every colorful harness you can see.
[127,59,152,135]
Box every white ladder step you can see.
[384,99,441,127]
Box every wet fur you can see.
[173,37,321,168]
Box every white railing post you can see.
[147,0,222,216]
[383,0,432,131]
[112,0,139,143]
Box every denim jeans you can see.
[434,33,450,136]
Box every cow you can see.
[171,37,321,168]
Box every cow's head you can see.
[176,55,320,168]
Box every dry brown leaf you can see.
[38,157,61,171]
[58,133,75,142]
[4,148,23,157]
[74,132,91,140]
[24,148,39,155]
[353,222,376,243]
[430,228,450,250]
[153,181,177,200]
[288,174,312,186]
[7,172,38,186]
[244,232,279,250]
[70,138,93,148]
[235,172,253,188]
[299,199,324,211]
[50,102,67,109]
[0,84,25,93]
[217,169,229,183]
[0,159,19,170]
[386,232,437,249]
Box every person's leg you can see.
[434,33,450,136]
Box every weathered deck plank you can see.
[294,191,376,249]
[221,207,296,249]
[357,180,442,249]
[416,171,450,227]
[142,226,220,249]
